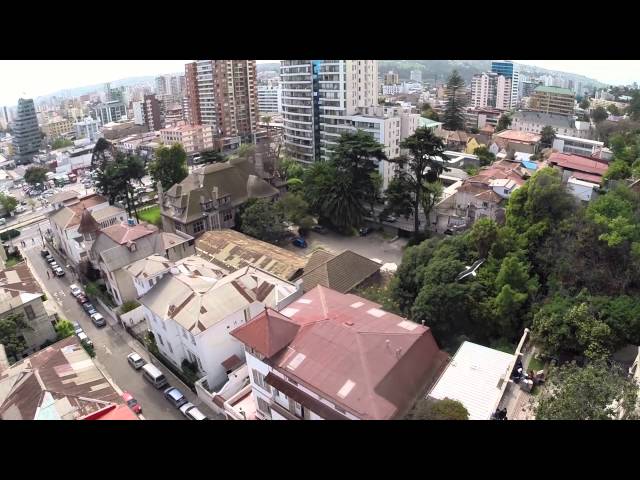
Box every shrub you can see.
[0,230,20,241]
[120,300,140,314]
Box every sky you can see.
[1,60,639,107]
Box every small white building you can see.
[428,341,515,420]
[552,134,605,159]
[567,176,599,202]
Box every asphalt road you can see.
[20,242,201,420]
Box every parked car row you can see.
[131,356,208,420]
[44,252,66,277]
[69,283,106,327]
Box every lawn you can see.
[138,206,161,227]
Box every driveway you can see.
[21,243,219,420]
[285,230,408,266]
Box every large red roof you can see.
[548,152,608,177]
[231,286,448,420]
[101,221,158,245]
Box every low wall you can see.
[119,305,145,327]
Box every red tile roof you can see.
[101,221,158,245]
[548,152,608,177]
[84,404,139,420]
[570,171,603,184]
[231,286,448,420]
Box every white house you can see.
[138,255,301,391]
[567,177,599,202]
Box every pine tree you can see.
[443,70,466,131]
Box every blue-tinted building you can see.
[491,61,519,108]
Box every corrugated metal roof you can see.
[428,342,514,420]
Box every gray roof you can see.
[302,249,381,294]
[514,111,575,129]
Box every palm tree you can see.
[261,115,272,133]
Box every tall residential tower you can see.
[12,98,41,164]
[491,60,519,109]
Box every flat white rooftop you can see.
[428,341,514,420]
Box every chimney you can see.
[175,184,182,197]
[157,181,164,204]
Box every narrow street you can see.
[20,239,217,420]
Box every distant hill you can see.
[379,60,605,88]
[257,62,280,73]
[35,75,161,102]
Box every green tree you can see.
[604,159,632,181]
[540,125,557,148]
[199,150,225,164]
[420,103,440,121]
[591,106,608,124]
[384,127,446,235]
[496,113,512,132]
[469,218,499,258]
[535,361,638,420]
[24,166,49,186]
[277,193,314,231]
[237,144,256,160]
[54,318,75,340]
[587,185,640,250]
[149,143,188,190]
[91,137,113,169]
[240,198,286,243]
[321,130,387,231]
[473,146,495,167]
[607,104,620,116]
[579,98,590,110]
[51,137,73,150]
[0,312,31,360]
[405,397,469,420]
[0,192,18,214]
[443,70,466,131]
[95,153,145,218]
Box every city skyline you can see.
[1,60,639,107]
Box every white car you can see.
[127,352,146,370]
[69,284,83,297]
[179,403,208,420]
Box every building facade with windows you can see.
[138,255,300,390]
[74,117,101,142]
[159,123,215,154]
[528,86,575,115]
[281,60,379,164]
[491,60,519,109]
[90,101,128,126]
[12,98,41,164]
[257,85,282,113]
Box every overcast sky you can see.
[1,60,638,107]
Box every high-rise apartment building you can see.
[491,60,519,109]
[384,71,400,85]
[184,62,200,125]
[143,94,163,131]
[187,60,258,141]
[258,85,282,113]
[90,100,128,126]
[12,98,41,164]
[528,86,575,115]
[74,117,101,142]
[280,60,379,164]
[471,72,511,111]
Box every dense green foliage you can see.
[443,70,466,131]
[473,146,495,167]
[0,312,31,360]
[540,126,556,148]
[384,128,446,234]
[405,397,469,420]
[0,192,17,214]
[24,166,49,186]
[55,318,75,340]
[592,106,608,124]
[95,151,146,218]
[240,198,287,242]
[535,361,638,420]
[150,144,188,190]
[51,137,73,150]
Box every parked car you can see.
[0,218,6,226]
[291,236,307,248]
[311,225,328,234]
[91,313,106,327]
[359,227,372,236]
[380,215,397,223]
[41,249,50,258]
[82,302,96,314]
[127,352,146,370]
[179,403,208,420]
[76,293,88,304]
[69,284,83,297]
[13,205,26,214]
[46,255,56,264]
[121,391,142,414]
[53,266,65,277]
[77,331,93,347]
[163,387,188,408]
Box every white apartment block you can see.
[280,60,379,164]
[257,85,281,113]
[471,72,511,111]
[160,123,215,154]
[74,117,101,143]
